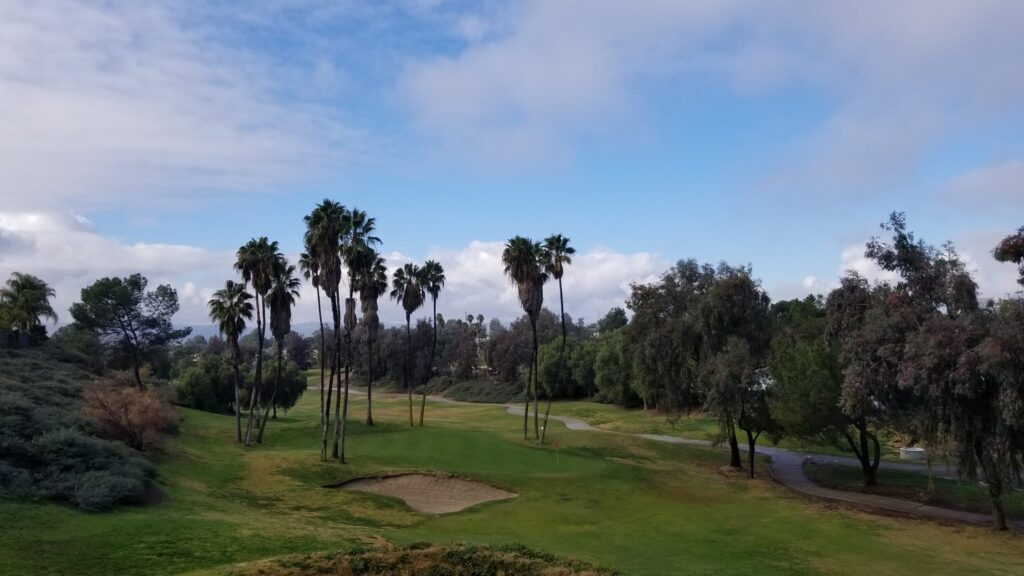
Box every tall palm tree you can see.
[258,262,301,443]
[357,252,388,426]
[208,280,254,443]
[502,236,548,440]
[304,200,346,461]
[235,237,285,446]
[391,263,424,427]
[418,260,446,426]
[0,272,58,336]
[335,208,381,461]
[298,250,326,427]
[541,234,575,442]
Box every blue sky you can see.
[1,0,1022,327]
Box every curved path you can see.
[499,404,1018,529]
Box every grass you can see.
[804,462,1024,518]
[3,376,1024,575]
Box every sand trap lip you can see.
[330,472,517,514]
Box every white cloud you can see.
[400,1,1024,189]
[0,0,357,210]
[0,212,667,331]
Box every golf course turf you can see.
[2,385,1023,575]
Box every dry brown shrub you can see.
[82,378,179,452]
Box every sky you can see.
[1,0,1022,330]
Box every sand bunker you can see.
[336,473,517,514]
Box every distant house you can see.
[0,330,29,348]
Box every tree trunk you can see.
[420,296,437,427]
[728,426,742,468]
[523,359,531,440]
[320,295,338,461]
[244,293,263,446]
[232,345,242,443]
[532,320,539,440]
[744,428,760,479]
[257,343,282,443]
[339,293,355,463]
[366,331,374,426]
[131,349,143,387]
[406,318,413,426]
[975,442,1008,530]
[316,286,325,427]
[331,296,343,459]
[844,423,879,487]
[540,279,566,444]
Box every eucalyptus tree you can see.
[539,235,574,442]
[234,237,285,446]
[298,249,326,426]
[258,263,301,443]
[418,259,446,426]
[357,252,388,426]
[304,200,347,461]
[336,208,380,461]
[502,236,548,440]
[207,280,254,443]
[0,272,58,337]
[391,263,425,426]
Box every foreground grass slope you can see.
[2,385,1023,576]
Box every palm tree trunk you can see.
[257,342,283,443]
[320,295,338,461]
[244,293,262,446]
[366,331,374,426]
[339,289,356,463]
[316,285,325,427]
[541,278,566,444]
[232,345,242,443]
[532,320,539,440]
[523,359,531,440]
[331,298,343,459]
[406,318,414,427]
[420,296,437,426]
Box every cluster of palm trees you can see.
[389,260,446,427]
[208,238,299,446]
[501,234,574,443]
[0,272,58,339]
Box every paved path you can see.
[499,403,1017,529]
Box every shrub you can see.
[83,381,179,451]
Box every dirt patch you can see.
[331,472,517,514]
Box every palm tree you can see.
[391,263,425,426]
[235,237,285,446]
[208,280,254,443]
[502,236,548,440]
[0,272,58,337]
[335,208,381,461]
[540,234,575,442]
[418,260,446,426]
[304,200,346,461]
[357,253,388,426]
[298,250,326,427]
[258,262,301,443]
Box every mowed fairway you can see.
[3,387,1023,576]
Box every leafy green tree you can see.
[174,353,238,414]
[257,262,300,443]
[391,263,425,426]
[304,199,346,461]
[596,307,628,333]
[418,259,445,426]
[993,226,1024,286]
[0,272,58,342]
[540,234,574,442]
[593,330,635,406]
[502,236,549,440]
[70,274,191,387]
[357,251,388,425]
[207,280,254,442]
[698,265,771,469]
[569,339,598,399]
